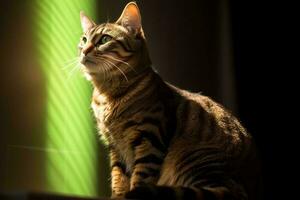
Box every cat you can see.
[78,2,262,200]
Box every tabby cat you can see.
[78,2,262,200]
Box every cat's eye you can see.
[99,35,112,45]
[82,36,87,43]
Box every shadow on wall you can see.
[0,0,48,192]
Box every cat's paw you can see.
[111,193,125,199]
[125,185,175,200]
[125,185,155,200]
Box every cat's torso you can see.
[91,70,260,199]
[80,2,262,199]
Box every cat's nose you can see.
[82,42,94,56]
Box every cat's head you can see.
[79,2,151,83]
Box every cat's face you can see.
[79,2,149,82]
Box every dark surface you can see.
[0,192,112,200]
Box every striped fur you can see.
[79,2,262,200]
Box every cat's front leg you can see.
[129,130,166,190]
[109,147,130,198]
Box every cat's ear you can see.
[116,2,142,34]
[80,11,96,32]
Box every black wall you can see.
[99,1,283,199]
[230,1,293,199]
[100,0,237,112]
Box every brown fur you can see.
[79,2,262,200]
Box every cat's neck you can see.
[91,65,154,101]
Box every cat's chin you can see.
[83,70,101,81]
[80,62,100,79]
[84,72,93,81]
[81,65,98,81]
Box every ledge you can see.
[0,192,116,200]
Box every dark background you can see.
[100,0,289,199]
[0,0,290,199]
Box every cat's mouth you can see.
[81,56,97,65]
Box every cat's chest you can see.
[91,100,107,125]
[91,94,135,169]
[92,91,116,121]
[91,95,113,138]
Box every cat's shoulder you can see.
[166,82,215,104]
[166,82,234,116]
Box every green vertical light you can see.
[34,0,98,197]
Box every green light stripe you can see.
[34,0,99,197]
[36,18,90,103]
[47,76,92,138]
[46,97,95,171]
[44,47,90,112]
[47,92,93,154]
[47,85,96,157]
[39,52,91,127]
[37,8,90,104]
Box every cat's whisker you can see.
[100,60,113,83]
[61,57,80,67]
[104,59,128,82]
[99,64,106,83]
[104,62,112,82]
[99,62,107,83]
[101,58,129,82]
[102,62,111,84]
[63,57,80,64]
[105,14,110,24]
[93,59,110,84]
[61,62,77,71]
[99,54,131,67]
[95,54,135,72]
[102,54,137,74]
[67,62,81,81]
[61,58,80,71]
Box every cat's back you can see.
[168,85,257,166]
[168,84,251,147]
[162,84,262,200]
